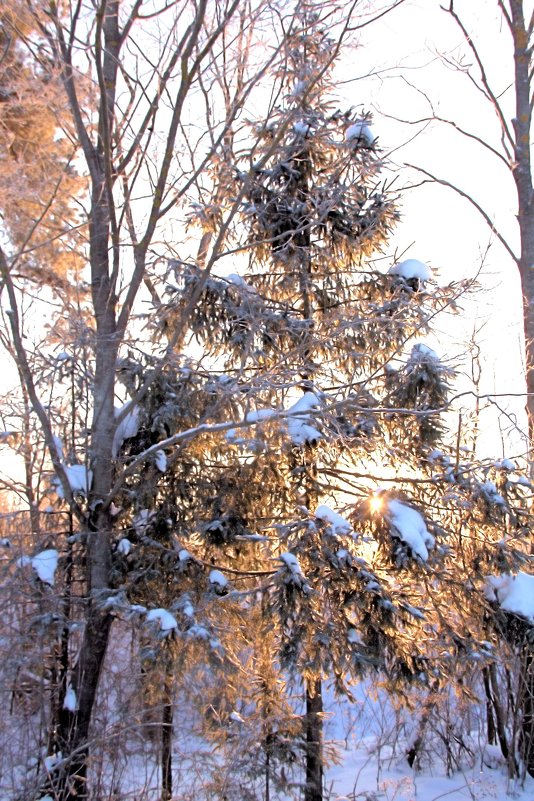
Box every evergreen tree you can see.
[5,2,531,798]
[115,7,478,799]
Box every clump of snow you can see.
[315,505,352,535]
[385,500,435,561]
[226,273,257,293]
[280,552,304,576]
[181,598,195,618]
[480,480,505,506]
[389,259,431,282]
[482,743,508,769]
[56,465,93,498]
[178,548,192,563]
[187,624,209,640]
[146,608,178,633]
[287,392,323,445]
[293,120,310,136]
[345,121,376,145]
[347,627,362,644]
[63,687,77,712]
[52,435,64,462]
[32,549,59,585]
[117,538,132,556]
[494,458,516,471]
[0,537,10,547]
[133,509,155,533]
[225,428,245,444]
[279,552,311,592]
[209,569,228,592]
[128,604,147,617]
[102,593,122,610]
[485,572,534,623]
[112,403,140,457]
[155,449,167,472]
[44,753,62,771]
[246,408,277,423]
[411,343,439,362]
[427,449,452,467]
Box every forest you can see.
[0,1,533,800]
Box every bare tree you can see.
[392,2,532,435]
[0,0,291,796]
[385,0,534,777]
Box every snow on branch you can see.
[31,549,59,585]
[389,258,431,282]
[146,608,178,634]
[345,121,376,146]
[286,392,324,445]
[54,465,93,499]
[485,572,534,624]
[315,505,352,535]
[278,552,310,593]
[385,499,435,562]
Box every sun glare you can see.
[369,494,383,514]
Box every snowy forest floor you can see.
[324,684,534,801]
[327,740,533,801]
[4,664,534,800]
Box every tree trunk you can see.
[509,2,534,777]
[161,672,174,801]
[521,652,534,778]
[45,608,112,800]
[304,678,323,801]
[482,667,497,746]
[406,680,439,768]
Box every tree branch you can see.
[404,163,519,263]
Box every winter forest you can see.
[0,0,533,799]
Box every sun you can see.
[369,493,383,514]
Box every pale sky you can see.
[0,0,529,496]
[346,0,529,457]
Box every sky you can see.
[0,0,530,496]
[345,0,530,458]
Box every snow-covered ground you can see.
[323,685,534,801]
[2,612,532,801]
[326,742,532,801]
